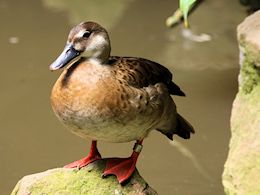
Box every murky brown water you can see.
[0,0,246,194]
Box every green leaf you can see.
[179,0,196,28]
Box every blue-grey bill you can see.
[49,44,80,71]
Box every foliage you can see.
[166,0,197,28]
[180,0,197,27]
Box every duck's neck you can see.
[88,47,111,65]
[83,34,111,65]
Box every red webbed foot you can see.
[64,140,101,168]
[103,140,143,184]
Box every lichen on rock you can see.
[240,54,260,94]
[237,10,260,94]
[222,10,260,195]
[11,160,157,195]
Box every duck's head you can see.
[50,22,111,71]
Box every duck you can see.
[49,21,194,184]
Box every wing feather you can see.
[109,56,185,96]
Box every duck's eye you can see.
[83,31,91,38]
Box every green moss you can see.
[240,53,260,94]
[238,31,260,94]
[223,11,260,195]
[11,160,157,195]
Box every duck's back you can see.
[109,56,185,96]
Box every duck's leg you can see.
[103,139,143,184]
[64,140,101,168]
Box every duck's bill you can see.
[49,44,80,71]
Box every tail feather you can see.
[176,114,195,139]
[169,82,186,96]
[157,114,195,140]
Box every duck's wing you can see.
[109,56,185,96]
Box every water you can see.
[0,0,246,194]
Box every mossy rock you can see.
[222,10,260,195]
[11,160,157,195]
[223,87,260,195]
[237,10,260,94]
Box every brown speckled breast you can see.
[50,57,178,142]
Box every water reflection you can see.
[43,0,132,29]
[0,0,244,194]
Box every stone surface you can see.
[237,11,260,67]
[222,11,260,195]
[11,160,157,195]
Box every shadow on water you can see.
[0,0,246,194]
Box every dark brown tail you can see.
[157,114,195,140]
[175,114,195,139]
[168,81,186,96]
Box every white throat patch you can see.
[89,35,107,49]
[82,35,108,59]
